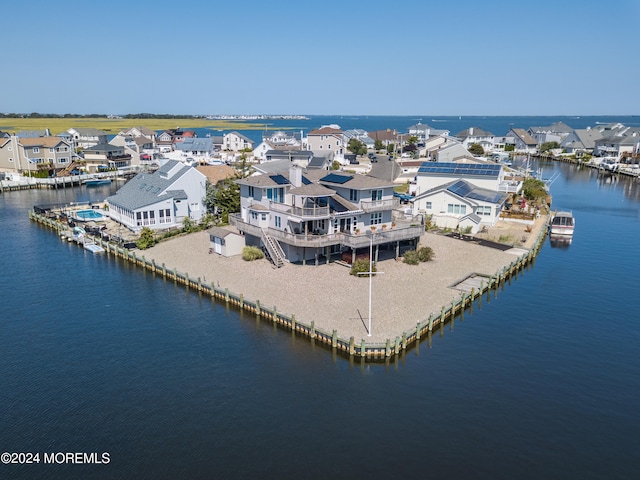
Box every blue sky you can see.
[2,0,638,116]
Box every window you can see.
[33,147,39,153]
[248,186,255,197]
[425,201,432,210]
[7,146,11,151]
[447,203,467,215]
[261,213,267,221]
[476,206,492,216]
[275,216,281,228]
[371,189,382,201]
[370,212,382,225]
[8,158,13,162]
[49,148,54,153]
[251,211,258,220]
[349,189,358,202]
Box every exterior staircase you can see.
[261,229,285,268]
[56,161,84,177]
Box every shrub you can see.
[242,246,264,261]
[417,246,435,262]
[350,258,376,276]
[402,250,420,265]
[136,227,156,250]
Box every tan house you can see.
[306,126,345,160]
[0,135,73,174]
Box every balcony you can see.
[269,201,330,219]
[360,197,399,213]
[230,214,424,249]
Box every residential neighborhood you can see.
[2,117,639,267]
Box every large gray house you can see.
[232,165,423,266]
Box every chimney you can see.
[289,164,302,188]
[469,127,474,135]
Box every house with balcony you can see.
[66,127,108,150]
[3,136,73,175]
[232,166,423,266]
[454,127,495,152]
[106,159,207,233]
[504,128,538,153]
[82,143,132,172]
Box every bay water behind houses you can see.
[1,117,640,479]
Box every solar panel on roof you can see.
[269,174,290,185]
[320,173,353,184]
[448,181,473,197]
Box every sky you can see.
[1,0,638,116]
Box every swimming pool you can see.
[75,209,105,221]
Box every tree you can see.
[386,143,395,154]
[136,227,156,249]
[468,143,485,156]
[374,139,384,151]
[204,178,240,222]
[540,141,559,153]
[347,138,367,156]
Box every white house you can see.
[66,127,108,150]
[223,132,254,152]
[106,159,207,233]
[412,179,509,233]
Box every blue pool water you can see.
[75,209,104,221]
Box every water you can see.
[2,124,640,479]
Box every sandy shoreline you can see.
[141,216,547,343]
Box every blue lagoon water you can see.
[1,123,640,479]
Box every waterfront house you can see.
[223,132,254,152]
[413,162,508,195]
[560,128,603,155]
[106,159,207,233]
[528,121,573,146]
[208,226,245,257]
[0,136,73,175]
[411,178,509,233]
[66,127,108,150]
[231,165,423,266]
[82,143,132,172]
[504,128,538,153]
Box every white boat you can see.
[550,211,575,235]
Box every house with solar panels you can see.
[232,166,424,266]
[412,163,511,233]
[106,159,207,233]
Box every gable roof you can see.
[19,137,69,148]
[308,126,343,136]
[414,179,508,205]
[68,127,107,136]
[106,160,199,210]
[508,128,537,146]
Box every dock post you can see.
[440,306,446,324]
[416,322,422,341]
[239,293,244,309]
[225,288,230,303]
[310,320,316,339]
[273,306,277,322]
[331,330,337,348]
[349,336,355,356]
[360,339,366,358]
[185,272,189,288]
[428,314,434,332]
[291,314,296,332]
[162,263,167,278]
[394,336,400,354]
[401,332,407,350]
[256,299,261,315]
[385,339,391,357]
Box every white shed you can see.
[208,227,245,257]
